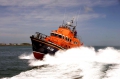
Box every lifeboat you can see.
[30,19,83,60]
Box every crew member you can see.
[72,27,77,37]
[74,30,77,37]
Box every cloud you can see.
[0,0,52,7]
[0,0,118,7]
[0,0,111,28]
[0,0,118,44]
[84,7,93,13]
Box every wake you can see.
[3,46,120,79]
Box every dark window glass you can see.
[55,34,57,36]
[63,36,64,39]
[59,35,62,38]
[66,37,68,41]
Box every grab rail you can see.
[33,32,48,40]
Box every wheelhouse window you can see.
[65,37,68,41]
[58,35,62,38]
[51,33,72,42]
[51,33,54,36]
[54,34,58,37]
[62,36,65,39]
[74,41,78,44]
[69,39,71,42]
[76,42,78,44]
[68,38,70,41]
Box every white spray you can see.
[4,46,120,79]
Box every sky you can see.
[0,0,120,46]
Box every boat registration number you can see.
[47,47,54,51]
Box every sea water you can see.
[0,46,120,79]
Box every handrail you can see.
[33,32,48,40]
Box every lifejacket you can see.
[74,30,77,37]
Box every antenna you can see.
[63,8,67,25]
[72,9,80,27]
[71,17,75,25]
[62,20,65,26]
[76,9,81,26]
[76,21,77,26]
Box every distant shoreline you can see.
[0,43,31,46]
[0,45,31,46]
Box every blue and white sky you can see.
[0,0,120,46]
